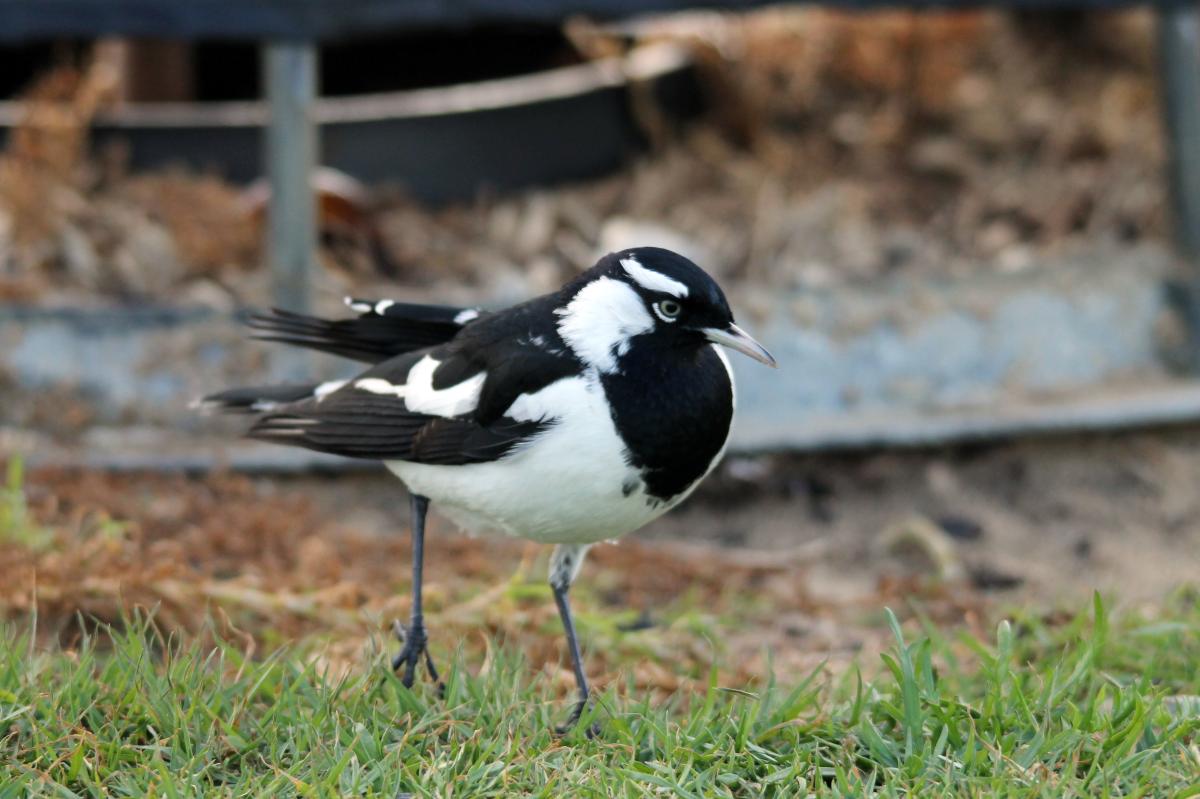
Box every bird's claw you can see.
[390,618,444,697]
[554,700,600,738]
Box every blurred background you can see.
[1,1,1198,680]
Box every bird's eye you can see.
[655,300,682,322]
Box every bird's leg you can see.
[392,494,442,692]
[549,543,593,733]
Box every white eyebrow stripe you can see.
[620,256,689,298]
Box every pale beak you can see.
[703,323,778,368]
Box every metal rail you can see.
[21,382,1200,473]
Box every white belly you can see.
[386,372,718,544]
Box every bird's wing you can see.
[248,394,546,463]
[239,292,582,463]
[248,352,549,463]
[246,298,483,364]
[245,345,569,464]
[414,294,581,426]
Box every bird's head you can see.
[556,247,777,373]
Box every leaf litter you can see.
[0,9,1171,310]
[1,467,996,699]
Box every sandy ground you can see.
[660,434,1200,605]
[304,428,1200,609]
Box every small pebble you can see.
[937,515,984,542]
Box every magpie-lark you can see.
[199,246,776,729]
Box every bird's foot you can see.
[391,619,444,696]
[554,699,601,738]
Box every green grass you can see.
[2,595,1198,797]
[0,457,54,552]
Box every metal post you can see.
[263,41,318,315]
[1159,7,1200,368]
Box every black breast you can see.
[600,343,734,501]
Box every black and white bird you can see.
[199,246,776,729]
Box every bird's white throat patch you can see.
[620,256,689,297]
[555,277,653,373]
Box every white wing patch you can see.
[374,299,395,315]
[555,277,653,374]
[620,256,689,298]
[314,379,348,401]
[354,356,484,417]
[355,378,407,397]
[344,297,372,313]
[454,308,481,325]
